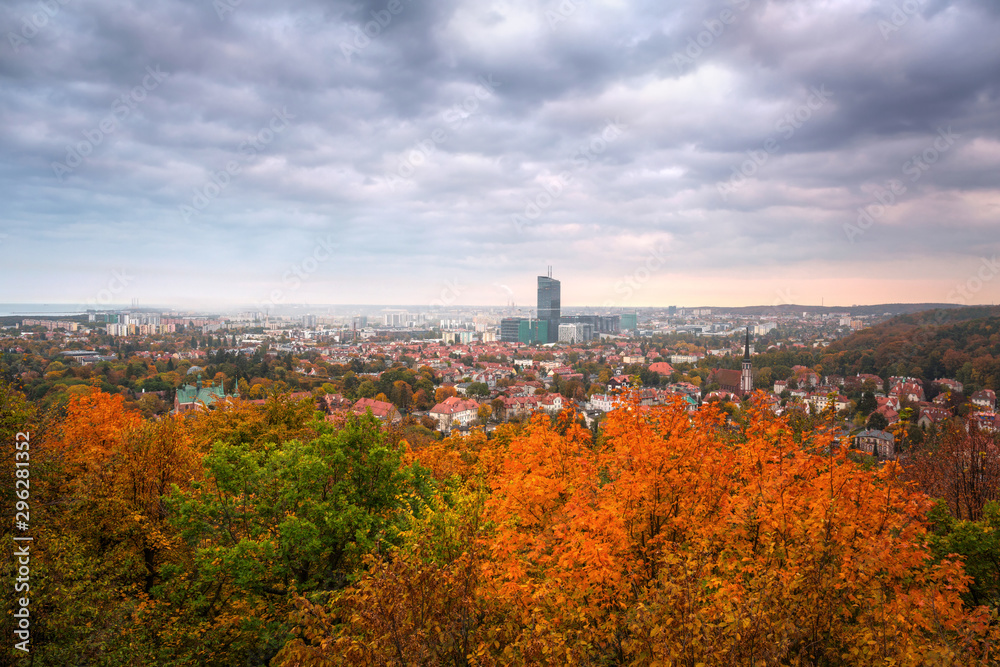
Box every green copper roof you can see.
[176,383,227,407]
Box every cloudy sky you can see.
[1,0,999,310]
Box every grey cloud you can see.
[1,0,998,305]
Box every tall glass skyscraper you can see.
[537,271,560,343]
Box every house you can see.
[968,412,999,434]
[934,378,964,394]
[351,398,401,424]
[704,390,739,404]
[877,395,900,411]
[429,396,480,432]
[508,382,537,398]
[667,382,701,397]
[173,380,234,414]
[806,392,850,414]
[917,407,952,429]
[498,395,539,421]
[761,394,781,414]
[971,389,997,411]
[774,380,788,394]
[648,361,675,376]
[323,393,353,412]
[875,403,899,425]
[855,429,896,459]
[932,393,952,406]
[791,365,819,387]
[889,381,925,404]
[667,392,700,412]
[539,393,565,414]
[638,388,659,406]
[608,375,632,390]
[589,394,617,412]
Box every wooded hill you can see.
[720,306,1000,394]
[817,306,1000,390]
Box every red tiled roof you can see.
[430,396,479,415]
[351,398,398,420]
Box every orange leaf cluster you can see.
[309,396,1000,666]
[56,388,143,468]
[480,398,999,665]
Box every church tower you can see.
[740,326,754,394]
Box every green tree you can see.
[342,372,360,399]
[357,380,376,399]
[856,391,877,416]
[150,414,430,665]
[866,411,889,431]
[467,382,490,398]
[927,500,1000,609]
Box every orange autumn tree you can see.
[50,388,201,517]
[53,388,143,473]
[402,425,507,484]
[26,389,207,664]
[183,393,320,453]
[435,385,458,403]
[483,396,999,665]
[277,394,1000,666]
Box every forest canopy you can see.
[3,383,1000,665]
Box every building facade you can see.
[537,271,561,343]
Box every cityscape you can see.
[3,266,995,448]
[4,0,1000,663]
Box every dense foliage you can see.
[6,381,1000,664]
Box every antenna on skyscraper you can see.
[548,265,552,278]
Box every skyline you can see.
[2,0,999,309]
[0,298,988,317]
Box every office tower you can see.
[537,267,560,343]
[500,317,523,343]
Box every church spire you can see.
[740,326,754,394]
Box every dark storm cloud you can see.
[0,0,998,305]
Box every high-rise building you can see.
[499,317,548,344]
[529,319,548,344]
[537,268,560,343]
[500,317,523,343]
[620,312,638,331]
[560,314,619,334]
[558,322,593,344]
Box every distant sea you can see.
[0,303,127,317]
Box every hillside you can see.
[694,303,965,317]
[818,307,1000,390]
